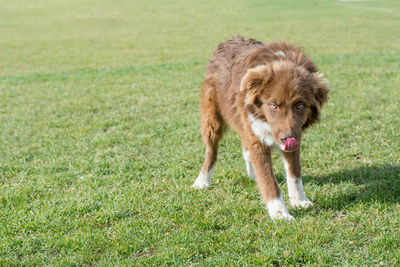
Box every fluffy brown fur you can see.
[192,36,329,220]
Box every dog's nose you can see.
[279,134,293,144]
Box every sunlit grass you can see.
[0,0,399,265]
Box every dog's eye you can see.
[269,103,278,110]
[295,102,304,110]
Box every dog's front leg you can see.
[281,150,313,208]
[249,142,294,221]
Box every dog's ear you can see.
[312,72,330,107]
[240,65,272,105]
[304,72,330,129]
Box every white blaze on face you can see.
[274,51,286,57]
[266,195,294,221]
[192,166,215,189]
[247,114,274,147]
[274,51,297,58]
[283,160,313,208]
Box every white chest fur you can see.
[247,114,274,146]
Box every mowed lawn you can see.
[1,0,400,265]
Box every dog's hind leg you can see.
[192,80,225,189]
[242,143,256,180]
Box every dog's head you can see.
[240,61,329,152]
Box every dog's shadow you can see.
[277,165,400,214]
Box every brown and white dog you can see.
[192,36,330,220]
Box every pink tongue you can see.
[284,138,298,151]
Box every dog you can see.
[192,36,329,220]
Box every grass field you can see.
[1,0,400,265]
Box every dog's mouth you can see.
[279,137,299,152]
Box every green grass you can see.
[1,0,400,265]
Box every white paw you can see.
[191,178,210,189]
[270,211,295,221]
[267,196,295,221]
[290,198,313,208]
[192,168,214,190]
